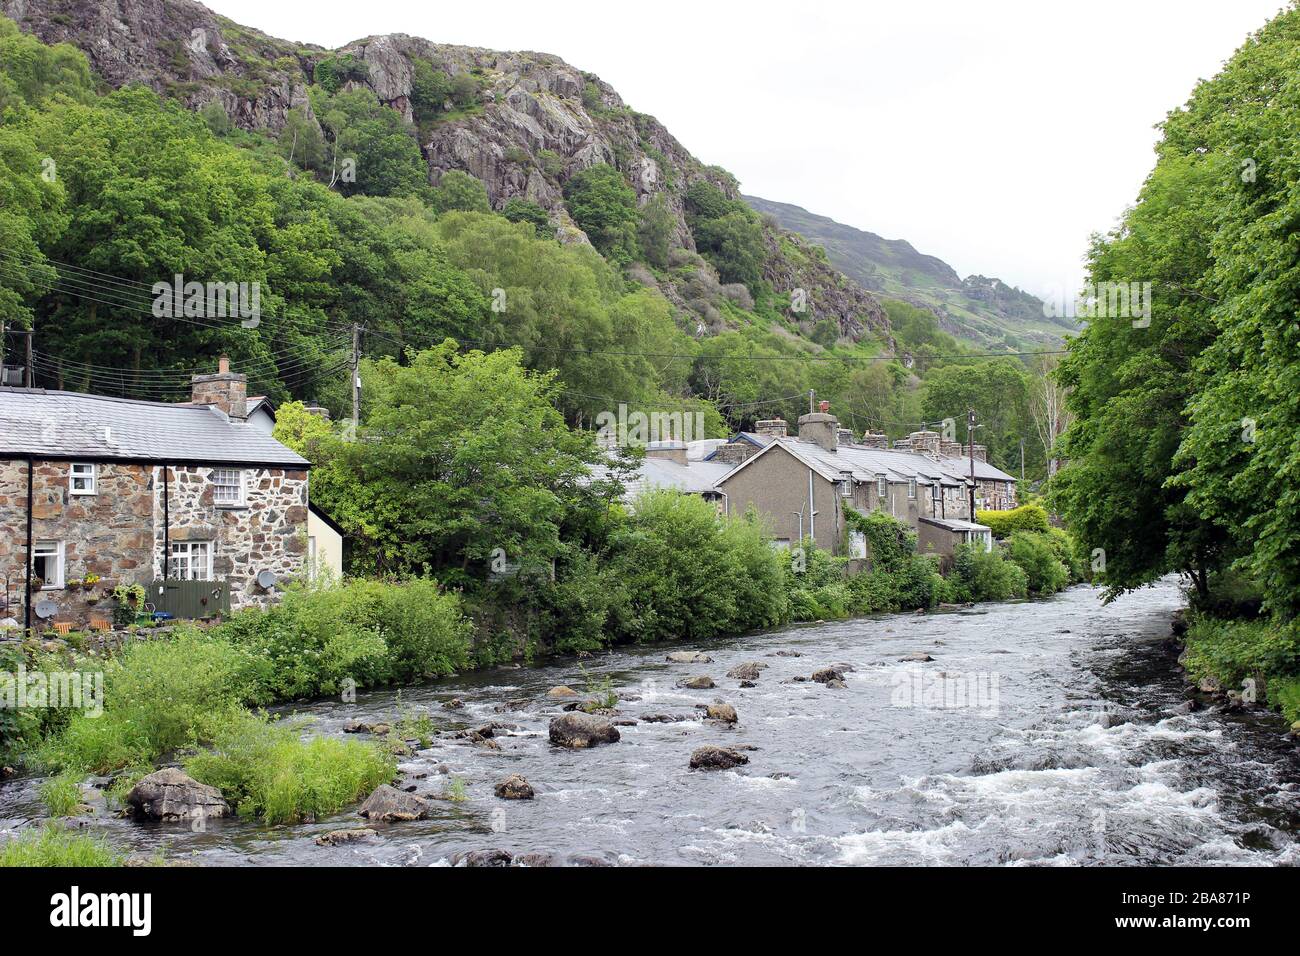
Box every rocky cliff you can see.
[5,0,888,342]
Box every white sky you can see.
[209,0,1287,298]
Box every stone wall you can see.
[0,458,307,631]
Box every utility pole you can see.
[350,324,361,437]
[24,329,34,388]
[1020,439,1025,485]
[967,407,977,520]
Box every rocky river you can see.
[2,577,1298,866]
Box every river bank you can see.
[3,578,1296,866]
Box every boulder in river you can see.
[704,702,738,724]
[546,685,580,699]
[548,712,621,748]
[343,720,391,735]
[125,768,230,823]
[494,773,535,800]
[689,745,750,771]
[639,713,689,723]
[824,678,848,690]
[726,661,767,681]
[666,651,713,663]
[442,698,465,710]
[811,667,845,684]
[898,652,934,663]
[315,828,378,846]
[452,848,514,867]
[357,785,434,822]
[677,675,716,690]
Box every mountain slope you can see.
[745,195,1075,348]
[4,0,888,344]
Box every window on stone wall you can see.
[908,478,917,499]
[169,541,213,581]
[32,541,64,589]
[877,474,887,498]
[211,468,244,506]
[931,482,942,502]
[69,462,96,495]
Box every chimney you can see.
[711,441,759,466]
[190,354,247,420]
[798,405,838,452]
[836,428,857,447]
[753,418,788,439]
[972,444,988,463]
[939,439,964,459]
[645,440,688,466]
[908,430,941,458]
[304,403,332,421]
[860,430,889,450]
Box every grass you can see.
[1182,613,1300,722]
[38,773,85,817]
[183,714,395,825]
[443,776,469,802]
[0,825,123,867]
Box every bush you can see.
[1182,614,1300,720]
[34,629,256,774]
[502,198,551,233]
[976,504,1051,539]
[607,491,787,643]
[218,578,471,702]
[0,825,123,867]
[563,163,640,263]
[785,541,850,621]
[38,773,84,817]
[184,713,395,825]
[948,543,1029,602]
[1006,531,1071,595]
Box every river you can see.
[2,577,1297,865]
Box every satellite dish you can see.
[256,570,278,590]
[34,600,58,619]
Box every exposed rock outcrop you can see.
[125,768,230,823]
[548,712,620,748]
[689,745,749,771]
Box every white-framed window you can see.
[169,541,213,581]
[839,478,853,497]
[211,468,244,506]
[69,462,96,495]
[931,482,942,502]
[876,474,887,498]
[908,478,917,499]
[33,541,64,589]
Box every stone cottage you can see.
[713,407,1012,558]
[0,358,310,631]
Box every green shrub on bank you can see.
[786,541,851,621]
[948,542,1029,602]
[33,629,255,774]
[218,578,471,702]
[976,504,1050,539]
[184,713,395,825]
[606,491,788,642]
[1006,531,1071,595]
[1181,614,1300,721]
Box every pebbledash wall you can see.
[0,458,308,623]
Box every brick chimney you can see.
[753,418,788,439]
[191,355,247,420]
[798,402,838,452]
[860,431,889,449]
[711,441,759,466]
[972,444,988,463]
[836,428,857,447]
[939,439,965,459]
[646,440,688,466]
[908,430,941,458]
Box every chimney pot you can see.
[218,354,230,375]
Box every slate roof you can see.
[919,516,992,532]
[0,388,309,467]
[714,437,1016,488]
[587,456,735,504]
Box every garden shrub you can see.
[948,543,1029,602]
[976,504,1050,539]
[1006,531,1071,595]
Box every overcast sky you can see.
[210,0,1285,298]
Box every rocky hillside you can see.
[746,195,1074,348]
[4,0,888,342]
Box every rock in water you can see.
[494,773,535,800]
[677,675,716,689]
[548,713,621,748]
[452,848,514,867]
[356,785,433,822]
[546,685,580,698]
[125,768,230,822]
[666,651,714,663]
[705,702,738,724]
[898,652,934,663]
[315,828,378,846]
[726,661,767,680]
[689,746,750,771]
[811,667,845,684]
